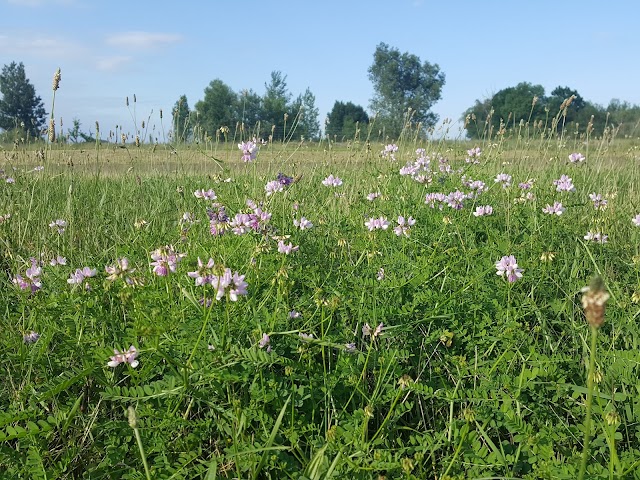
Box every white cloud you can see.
[0,33,84,58]
[105,32,182,50]
[95,56,133,72]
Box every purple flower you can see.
[495,255,524,283]
[289,310,301,319]
[425,192,446,209]
[393,216,415,237]
[345,343,357,353]
[553,174,576,193]
[207,204,229,236]
[568,152,585,163]
[193,189,217,200]
[67,267,97,285]
[6,177,15,184]
[34,165,44,172]
[633,214,640,227]
[494,173,512,188]
[322,174,343,187]
[362,322,384,338]
[518,179,535,190]
[376,268,385,281]
[238,139,259,162]
[473,205,493,217]
[265,180,284,196]
[381,144,399,160]
[49,219,67,234]
[23,331,40,344]
[365,216,390,231]
[542,202,565,216]
[278,240,299,254]
[445,190,468,210]
[149,245,185,276]
[258,333,271,352]
[293,217,313,230]
[13,258,42,293]
[187,257,217,286]
[107,345,139,368]
[105,257,137,284]
[49,255,67,266]
[276,172,294,186]
[298,332,314,342]
[588,193,607,210]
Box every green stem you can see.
[578,325,598,480]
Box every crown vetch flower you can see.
[278,240,299,254]
[238,139,258,162]
[633,214,640,227]
[49,219,67,234]
[293,216,313,230]
[13,258,42,293]
[553,174,576,192]
[394,216,415,237]
[322,174,343,187]
[495,255,524,282]
[107,345,139,368]
[193,189,217,200]
[365,216,390,231]
[473,205,493,217]
[23,331,40,344]
[569,152,585,163]
[150,245,186,276]
[542,201,565,215]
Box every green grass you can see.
[2,134,640,479]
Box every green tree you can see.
[0,61,46,137]
[238,89,263,136]
[547,86,585,129]
[291,88,320,140]
[326,101,369,140]
[262,71,291,141]
[172,94,192,143]
[194,79,238,138]
[368,43,445,139]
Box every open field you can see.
[2,136,640,479]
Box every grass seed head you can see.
[52,68,61,91]
[581,276,609,329]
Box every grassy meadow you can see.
[2,127,640,479]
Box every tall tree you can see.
[238,89,263,136]
[194,79,238,138]
[172,94,192,143]
[368,43,445,138]
[0,61,47,137]
[326,101,369,139]
[262,71,291,141]
[292,87,320,140]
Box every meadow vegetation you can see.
[2,114,640,480]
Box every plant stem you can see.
[578,325,598,479]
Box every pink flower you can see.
[193,189,217,200]
[367,192,381,201]
[588,193,607,210]
[365,216,390,231]
[67,267,97,285]
[542,202,565,215]
[393,216,415,237]
[322,175,343,187]
[49,219,67,234]
[150,245,185,276]
[568,152,585,163]
[49,255,67,266]
[265,180,284,196]
[107,345,139,368]
[494,173,512,188]
[633,214,640,227]
[238,139,259,162]
[473,205,493,217]
[13,258,42,293]
[495,255,524,283]
[278,240,299,254]
[553,175,576,192]
[293,217,313,230]
[584,231,608,244]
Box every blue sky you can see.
[1,0,638,139]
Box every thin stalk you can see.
[578,325,598,479]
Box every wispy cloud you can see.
[105,32,182,50]
[95,56,133,72]
[0,33,84,58]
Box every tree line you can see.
[2,48,639,144]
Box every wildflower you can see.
[6,177,15,184]
[468,180,488,195]
[495,255,524,283]
[276,172,294,186]
[134,219,149,229]
[289,310,301,319]
[466,146,481,164]
[193,188,217,200]
[363,322,384,338]
[67,267,97,285]
[212,269,248,301]
[581,276,609,328]
[553,174,576,192]
[265,180,284,196]
[49,219,67,234]
[207,204,229,236]
[518,179,535,190]
[376,268,385,281]
[365,216,390,231]
[542,201,565,215]
[258,333,271,352]
[23,331,40,344]
[494,173,512,188]
[444,190,468,210]
[105,257,135,282]
[0,213,11,223]
[425,192,446,209]
[322,174,343,187]
[49,255,67,266]
[149,245,186,276]
[588,193,607,210]
[34,165,44,172]
[367,192,381,201]
[107,345,139,368]
[381,143,399,160]
[633,214,640,227]
[393,216,415,237]
[345,343,357,353]
[299,332,314,341]
[584,231,608,243]
[473,205,493,217]
[13,258,42,293]
[293,217,313,230]
[187,257,216,286]
[277,240,299,254]
[238,139,258,162]
[568,152,585,163]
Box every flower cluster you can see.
[229,202,271,235]
[553,175,576,192]
[293,216,313,230]
[466,147,481,164]
[494,173,512,188]
[362,322,384,339]
[258,333,271,352]
[495,255,524,283]
[187,257,248,301]
[193,189,217,200]
[393,216,415,237]
[238,139,259,162]
[568,152,585,163]
[365,216,390,231]
[49,219,67,234]
[584,231,608,243]
[265,180,283,196]
[381,144,399,161]
[399,149,433,184]
[588,193,607,210]
[633,214,640,227]
[13,258,42,293]
[0,213,10,223]
[322,174,343,187]
[106,257,139,286]
[542,202,565,216]
[207,204,230,236]
[473,205,493,217]
[150,245,186,276]
[24,331,40,344]
[367,192,381,201]
[49,255,67,266]
[68,267,97,287]
[107,346,139,368]
[278,240,299,254]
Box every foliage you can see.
[171,94,192,144]
[291,87,321,141]
[0,61,47,138]
[326,101,369,140]
[194,79,239,139]
[368,43,445,139]
[262,71,292,141]
[2,127,640,478]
